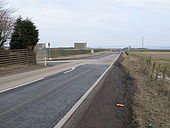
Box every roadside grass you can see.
[122,55,170,128]
[0,64,47,73]
[0,47,6,50]
[0,64,29,70]
[132,52,170,77]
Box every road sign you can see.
[48,43,50,47]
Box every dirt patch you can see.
[77,56,136,128]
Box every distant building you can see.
[74,43,87,50]
[34,43,46,50]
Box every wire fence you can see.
[132,54,170,82]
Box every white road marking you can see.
[0,78,44,93]
[64,67,76,74]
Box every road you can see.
[83,52,119,59]
[0,52,119,128]
[37,52,118,66]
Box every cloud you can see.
[6,0,170,48]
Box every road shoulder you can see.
[77,57,135,128]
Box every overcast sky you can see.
[7,0,170,48]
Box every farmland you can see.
[132,52,170,77]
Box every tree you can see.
[10,17,39,50]
[0,1,14,48]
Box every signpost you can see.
[48,43,50,60]
[91,49,94,54]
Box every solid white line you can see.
[54,53,121,128]
[0,78,44,93]
[64,67,75,74]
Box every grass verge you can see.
[122,54,170,128]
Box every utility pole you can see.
[142,36,144,48]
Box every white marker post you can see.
[44,58,47,66]
[91,49,94,54]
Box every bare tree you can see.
[0,1,14,47]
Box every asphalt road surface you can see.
[38,61,69,66]
[0,52,119,128]
[37,52,118,66]
[83,52,119,59]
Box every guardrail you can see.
[54,52,122,128]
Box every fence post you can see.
[8,52,12,66]
[148,58,152,75]
[151,62,156,80]
[155,64,160,81]
[162,67,167,80]
[145,58,149,71]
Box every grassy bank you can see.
[122,54,169,128]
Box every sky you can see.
[6,0,170,49]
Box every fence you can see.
[132,54,170,82]
[0,49,36,66]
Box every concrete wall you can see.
[35,49,92,60]
[74,43,87,50]
[34,43,46,50]
[35,48,111,60]
[35,49,48,59]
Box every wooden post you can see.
[145,59,149,71]
[151,62,156,80]
[155,64,160,81]
[162,67,167,80]
[27,50,29,64]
